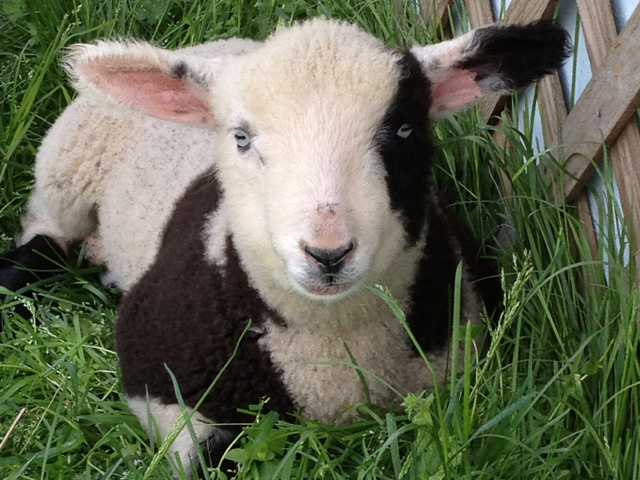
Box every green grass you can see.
[1,1,639,479]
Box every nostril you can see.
[304,242,354,269]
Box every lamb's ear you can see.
[64,41,216,125]
[411,21,571,119]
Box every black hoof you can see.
[192,428,237,479]
[0,235,67,327]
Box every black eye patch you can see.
[375,50,433,245]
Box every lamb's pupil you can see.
[235,131,250,150]
[397,124,412,138]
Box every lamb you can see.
[0,18,569,476]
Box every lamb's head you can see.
[213,21,433,301]
[66,19,569,302]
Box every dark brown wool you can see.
[376,51,501,352]
[116,171,295,428]
[406,192,502,353]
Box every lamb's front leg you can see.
[0,187,95,324]
[0,97,116,321]
[0,162,97,323]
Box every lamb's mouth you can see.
[296,274,361,299]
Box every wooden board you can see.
[421,0,453,31]
[537,73,567,146]
[464,0,493,28]
[577,194,601,290]
[503,0,560,23]
[549,4,640,203]
[537,70,601,270]
[578,0,618,63]
[576,0,640,286]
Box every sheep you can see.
[0,18,569,476]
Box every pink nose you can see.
[303,242,355,273]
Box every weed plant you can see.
[1,1,638,479]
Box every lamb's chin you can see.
[289,276,362,303]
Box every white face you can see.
[220,105,400,301]
[211,23,412,302]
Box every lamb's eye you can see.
[234,130,251,151]
[397,123,413,139]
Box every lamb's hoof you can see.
[0,235,66,327]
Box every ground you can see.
[0,1,638,479]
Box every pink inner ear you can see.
[79,63,214,125]
[429,69,482,117]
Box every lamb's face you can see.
[67,18,569,302]
[212,21,430,300]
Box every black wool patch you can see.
[442,200,502,324]
[171,60,208,87]
[376,50,433,245]
[458,20,572,91]
[116,170,295,431]
[171,61,188,79]
[405,195,461,352]
[406,193,502,353]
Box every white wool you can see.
[127,396,218,471]
[20,40,258,288]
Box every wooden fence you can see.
[418,0,640,288]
